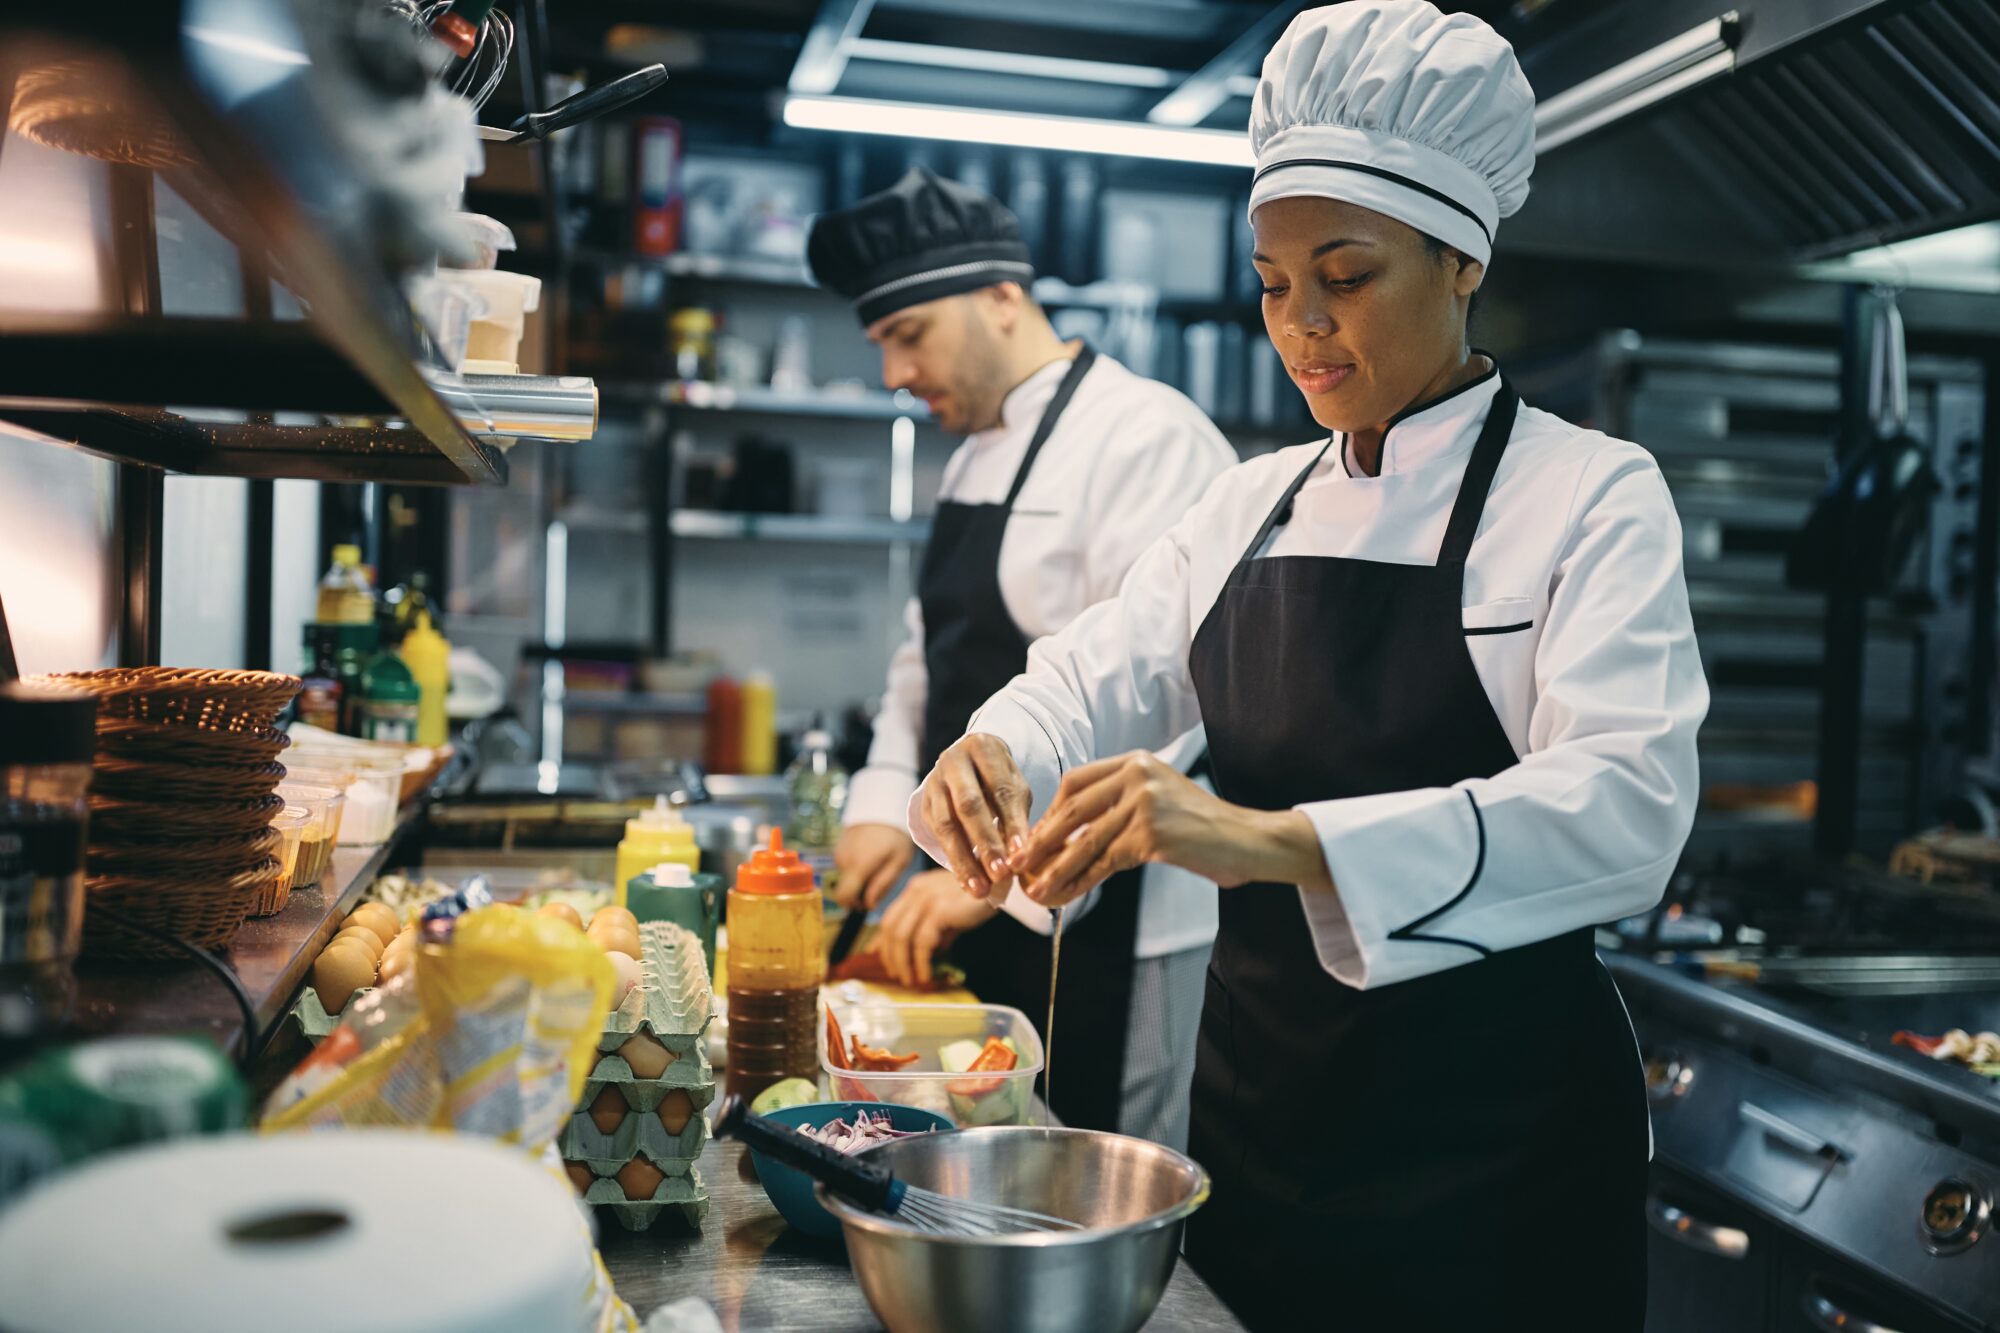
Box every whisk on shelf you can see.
[713,1099,1085,1238]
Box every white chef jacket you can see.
[911,371,1708,989]
[846,350,1236,959]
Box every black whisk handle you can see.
[713,1097,898,1214]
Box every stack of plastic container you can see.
[561,920,714,1231]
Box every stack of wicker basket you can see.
[34,668,302,959]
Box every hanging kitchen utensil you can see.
[478,65,670,145]
[1786,287,1937,595]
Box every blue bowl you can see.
[748,1100,953,1239]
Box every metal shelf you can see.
[68,800,429,1056]
[603,380,930,421]
[572,249,817,289]
[671,511,930,544]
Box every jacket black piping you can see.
[1464,621,1533,637]
[1387,790,1493,958]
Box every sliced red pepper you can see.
[822,1006,877,1100]
[849,1039,922,1072]
[945,1036,1019,1097]
[1894,1030,1945,1056]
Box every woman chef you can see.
[908,4,1707,1328]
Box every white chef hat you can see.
[1249,1,1536,268]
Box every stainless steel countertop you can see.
[596,1137,1245,1331]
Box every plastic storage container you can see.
[256,805,312,916]
[0,684,95,1039]
[724,830,822,1101]
[821,1002,1045,1127]
[275,783,344,890]
[613,797,699,907]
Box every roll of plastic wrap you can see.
[0,1131,601,1333]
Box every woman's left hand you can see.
[1008,751,1333,908]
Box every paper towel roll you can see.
[0,1131,601,1333]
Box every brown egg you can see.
[330,927,384,963]
[313,945,376,1014]
[587,1085,627,1136]
[564,1161,596,1195]
[587,919,641,960]
[618,1032,675,1079]
[616,1157,665,1202]
[376,950,413,986]
[537,902,583,931]
[345,902,400,949]
[656,1089,695,1136]
[591,905,638,933]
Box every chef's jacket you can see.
[911,372,1708,988]
[846,351,1236,959]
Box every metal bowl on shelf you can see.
[822,1126,1209,1333]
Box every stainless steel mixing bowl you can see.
[821,1126,1209,1333]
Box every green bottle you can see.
[360,650,421,743]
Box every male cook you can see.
[812,167,1231,1142]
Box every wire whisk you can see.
[382,0,515,110]
[714,1099,1085,1237]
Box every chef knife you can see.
[828,903,868,969]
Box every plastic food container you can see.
[276,782,344,889]
[821,1002,1044,1127]
[286,755,398,845]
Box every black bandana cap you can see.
[805,166,1035,327]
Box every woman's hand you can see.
[1008,751,1334,908]
[874,870,1000,987]
[832,822,916,909]
[916,733,1033,901]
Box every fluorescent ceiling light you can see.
[781,94,1252,167]
[1535,14,1738,152]
[846,39,1175,89]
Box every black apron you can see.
[1182,380,1649,1331]
[915,344,1143,1134]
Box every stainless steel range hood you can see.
[1506,0,2000,265]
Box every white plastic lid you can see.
[630,794,689,832]
[648,863,695,888]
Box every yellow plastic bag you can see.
[264,906,634,1332]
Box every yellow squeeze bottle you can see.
[740,670,777,776]
[399,610,451,748]
[614,796,700,907]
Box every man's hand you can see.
[916,734,1033,902]
[1009,751,1333,908]
[833,823,916,909]
[874,870,999,988]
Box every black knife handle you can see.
[509,64,669,141]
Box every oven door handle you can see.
[1741,1101,1842,1159]
[1644,1196,1751,1259]
[1802,1277,1904,1333]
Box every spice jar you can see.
[0,683,95,1039]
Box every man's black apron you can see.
[1182,379,1649,1330]
[915,345,1143,1133]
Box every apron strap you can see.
[1436,381,1520,568]
[1001,342,1097,509]
[1234,435,1334,567]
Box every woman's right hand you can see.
[917,733,1033,901]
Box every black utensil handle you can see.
[828,905,868,968]
[509,64,669,141]
[714,1098,897,1213]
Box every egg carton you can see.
[579,1165,710,1232]
[600,920,713,1047]
[562,1089,711,1169]
[290,986,362,1043]
[581,1037,715,1113]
